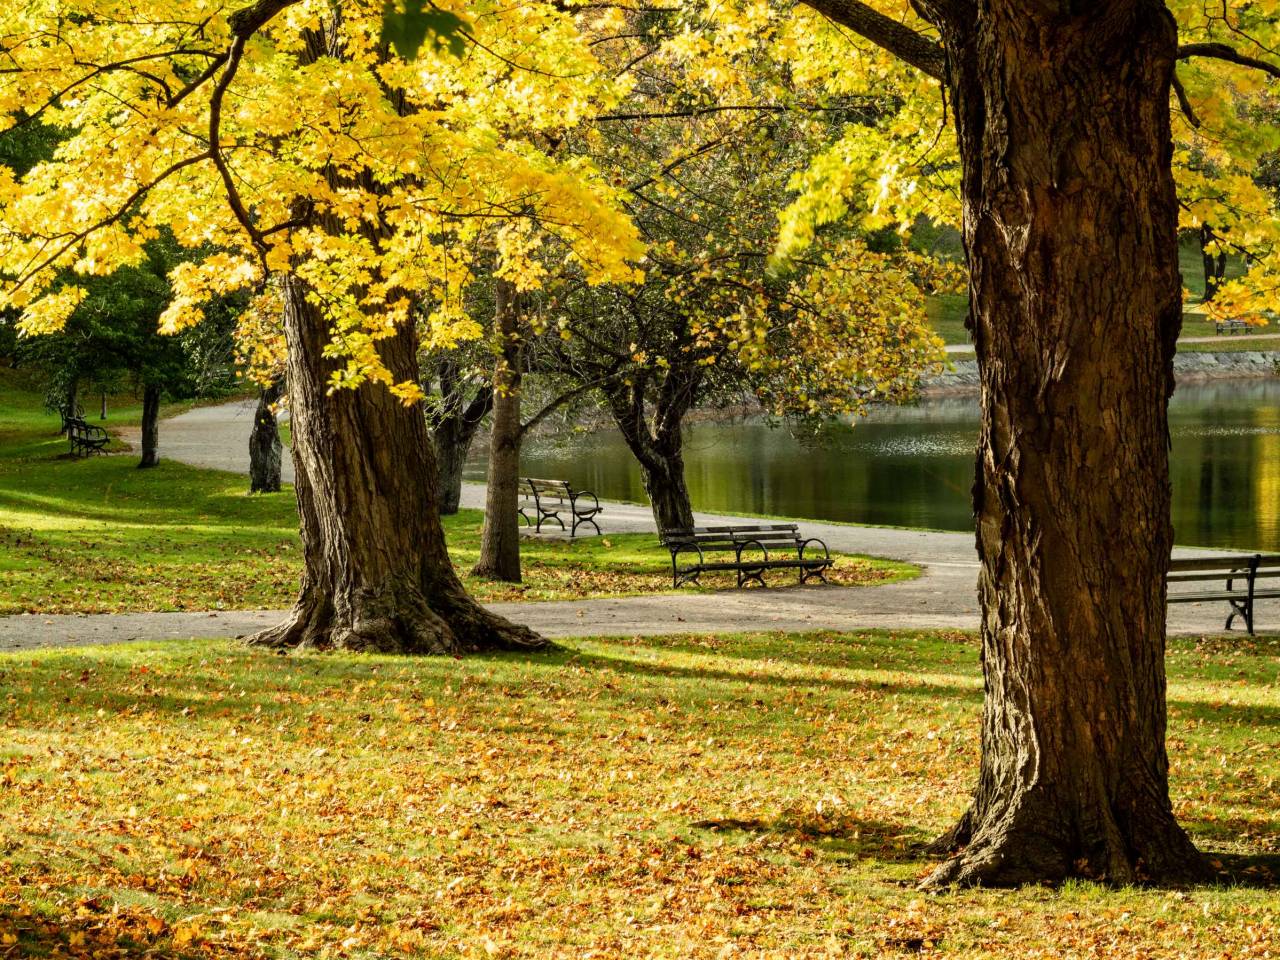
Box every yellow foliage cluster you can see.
[0,0,643,398]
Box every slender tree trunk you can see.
[473,280,524,582]
[639,451,695,534]
[606,375,698,534]
[138,383,160,468]
[434,414,484,514]
[1199,226,1226,301]
[60,377,79,434]
[247,275,542,654]
[249,379,285,494]
[429,364,492,515]
[921,0,1208,888]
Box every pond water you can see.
[468,379,1280,552]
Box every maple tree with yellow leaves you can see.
[0,0,653,656]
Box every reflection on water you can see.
[466,380,1280,551]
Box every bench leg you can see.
[673,568,700,589]
[537,511,565,534]
[1226,598,1250,632]
[800,564,830,585]
[572,515,601,538]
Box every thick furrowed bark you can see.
[247,275,543,655]
[921,0,1208,887]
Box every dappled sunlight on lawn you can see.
[0,630,1276,958]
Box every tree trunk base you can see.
[469,558,522,584]
[246,581,544,655]
[922,794,1211,888]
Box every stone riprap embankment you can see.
[926,351,1279,393]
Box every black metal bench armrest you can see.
[798,538,830,562]
[570,488,600,515]
[670,541,705,566]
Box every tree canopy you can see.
[0,0,644,398]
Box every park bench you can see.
[517,478,602,537]
[57,402,83,434]
[662,524,833,589]
[66,417,109,458]
[1214,318,1249,335]
[1167,553,1280,635]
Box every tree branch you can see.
[1177,42,1280,80]
[519,372,621,438]
[800,0,945,80]
[1170,71,1200,128]
[209,0,300,255]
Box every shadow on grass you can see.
[0,899,191,960]
[559,647,982,702]
[690,814,934,863]
[1168,699,1280,728]
[1210,851,1280,888]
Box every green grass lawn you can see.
[925,293,971,346]
[0,629,1275,958]
[0,376,913,613]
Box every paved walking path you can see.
[0,401,1256,651]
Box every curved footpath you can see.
[0,400,1254,650]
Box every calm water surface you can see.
[468,380,1280,552]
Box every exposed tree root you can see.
[921,795,1211,889]
[247,580,546,655]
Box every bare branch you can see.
[1177,42,1280,80]
[1171,71,1200,128]
[519,372,621,438]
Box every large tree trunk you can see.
[923,1,1208,887]
[247,275,542,654]
[249,379,285,494]
[137,383,160,468]
[472,280,524,582]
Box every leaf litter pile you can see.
[1,630,1277,958]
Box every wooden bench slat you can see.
[1168,557,1256,571]
[1168,572,1253,583]
[1166,553,1276,634]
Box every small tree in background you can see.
[15,237,238,467]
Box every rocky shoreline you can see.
[924,350,1279,394]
